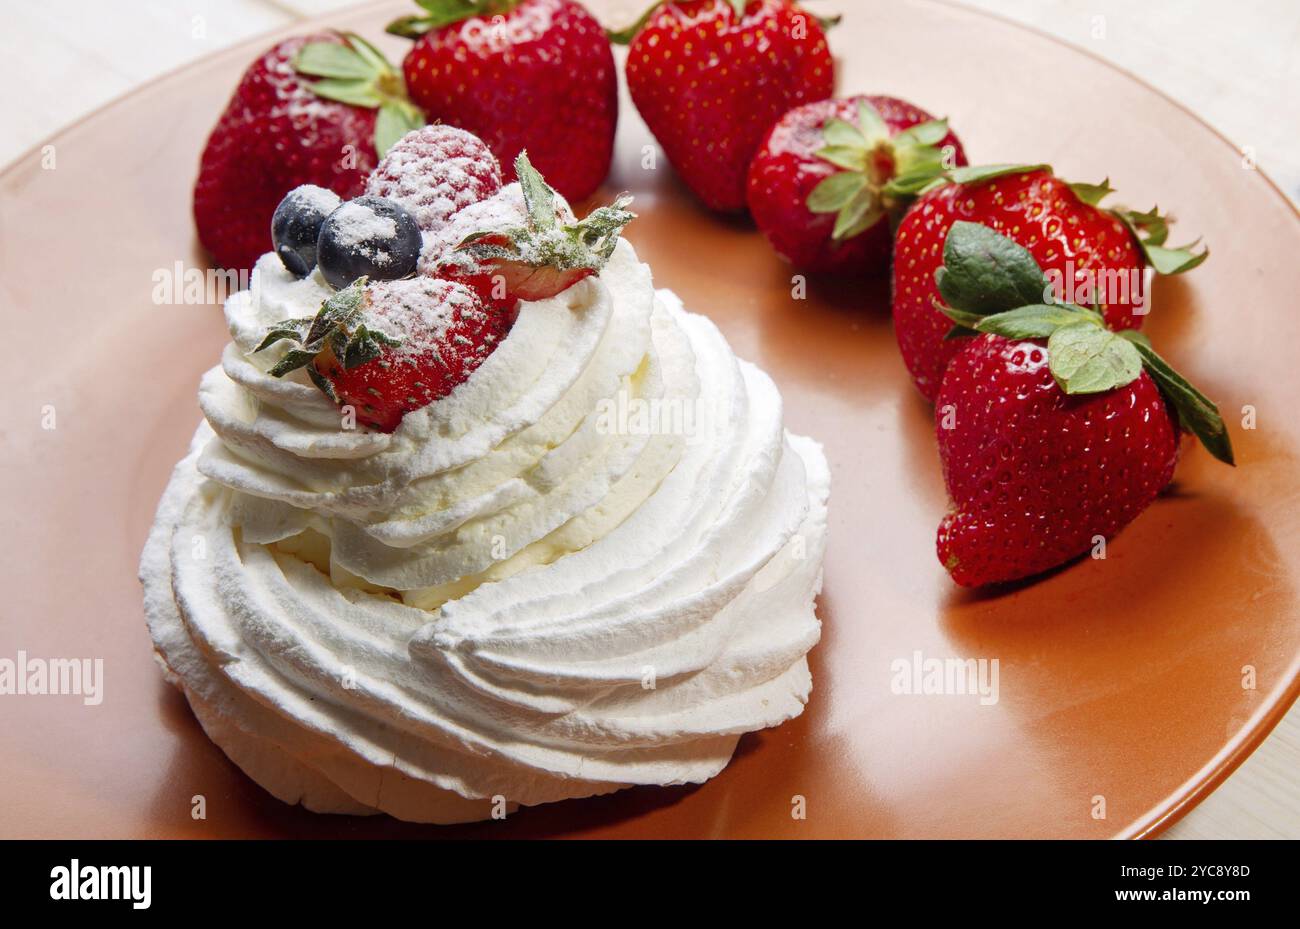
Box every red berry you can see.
[365,124,503,233]
[396,0,617,202]
[442,230,598,303]
[624,0,834,212]
[429,152,635,306]
[747,94,967,274]
[315,278,510,432]
[935,333,1179,587]
[194,35,380,274]
[892,169,1145,402]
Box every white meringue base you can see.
[142,427,827,823]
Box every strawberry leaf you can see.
[1118,206,1169,246]
[1047,323,1143,395]
[387,0,491,37]
[833,188,882,240]
[253,278,396,399]
[516,150,559,231]
[254,318,315,353]
[343,323,403,370]
[306,366,339,402]
[943,163,1050,186]
[1069,178,1115,206]
[295,43,374,80]
[295,34,424,157]
[813,145,869,172]
[375,101,424,156]
[343,32,391,73]
[807,172,867,213]
[935,221,1050,316]
[576,197,638,262]
[1114,206,1209,275]
[268,349,322,378]
[305,78,383,108]
[893,144,946,176]
[884,168,948,197]
[975,303,1100,340]
[855,99,887,144]
[806,102,949,242]
[306,279,368,345]
[1119,332,1235,465]
[935,301,986,331]
[1143,241,1209,275]
[893,119,949,148]
[822,117,867,149]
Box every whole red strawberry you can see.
[937,334,1178,586]
[255,276,510,432]
[892,166,1207,402]
[930,221,1231,587]
[616,0,835,212]
[747,95,967,274]
[389,0,617,203]
[195,33,423,274]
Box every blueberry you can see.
[316,196,422,290]
[271,185,342,277]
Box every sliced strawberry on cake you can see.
[431,152,634,304]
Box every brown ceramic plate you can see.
[1,0,1297,839]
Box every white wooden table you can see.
[3,0,1296,839]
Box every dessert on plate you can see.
[141,126,830,823]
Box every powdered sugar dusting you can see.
[416,182,577,276]
[366,125,502,233]
[289,184,342,214]
[330,201,398,247]
[366,277,488,362]
[416,183,527,275]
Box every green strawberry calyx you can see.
[607,1,663,44]
[252,278,402,401]
[1111,203,1208,275]
[1068,176,1208,274]
[387,1,520,38]
[446,151,635,276]
[293,32,424,156]
[934,221,1233,465]
[805,99,956,242]
[918,164,1208,276]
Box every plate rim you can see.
[2,0,1296,839]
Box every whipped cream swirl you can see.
[142,237,830,823]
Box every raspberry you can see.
[365,125,502,233]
